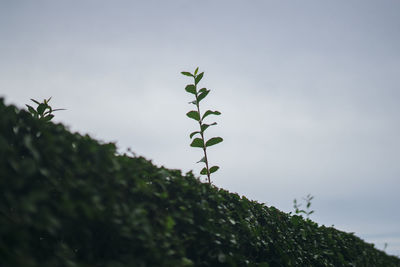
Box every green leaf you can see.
[200,167,208,175]
[195,72,204,85]
[37,103,47,115]
[194,67,199,75]
[206,137,223,147]
[181,71,193,77]
[197,89,210,103]
[201,122,217,132]
[197,157,206,163]
[30,98,40,105]
[26,105,37,115]
[189,131,200,139]
[188,100,197,105]
[190,138,204,148]
[166,216,175,231]
[186,111,200,121]
[202,110,221,120]
[209,166,219,173]
[42,115,54,122]
[185,84,196,94]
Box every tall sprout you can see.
[182,67,223,183]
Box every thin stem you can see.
[200,130,211,183]
[194,79,211,183]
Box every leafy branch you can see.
[26,97,65,122]
[182,67,223,183]
[293,194,314,219]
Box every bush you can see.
[1,98,399,266]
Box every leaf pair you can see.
[201,166,219,175]
[189,137,223,148]
[189,122,217,139]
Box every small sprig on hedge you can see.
[182,67,223,184]
[293,194,314,219]
[26,97,65,122]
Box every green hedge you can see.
[0,98,399,267]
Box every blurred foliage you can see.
[0,98,399,267]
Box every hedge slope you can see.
[0,98,399,267]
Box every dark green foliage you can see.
[0,98,399,267]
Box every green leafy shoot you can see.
[181,67,223,183]
[26,97,66,122]
[293,194,314,219]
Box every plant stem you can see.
[194,85,211,183]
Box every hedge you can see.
[1,98,399,266]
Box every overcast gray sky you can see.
[1,0,399,256]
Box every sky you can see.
[1,0,399,256]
